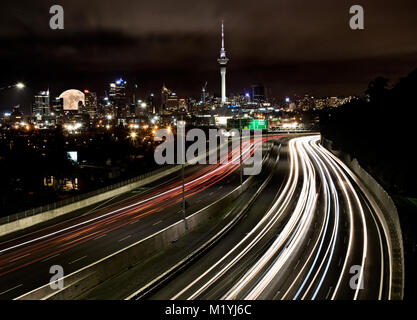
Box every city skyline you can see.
[0,0,415,304]
[1,0,417,113]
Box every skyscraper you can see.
[217,20,229,105]
[148,93,156,114]
[251,84,266,103]
[33,90,50,118]
[109,79,128,118]
[84,90,98,119]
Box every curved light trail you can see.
[164,135,391,300]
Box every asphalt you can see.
[0,160,246,299]
[0,134,392,300]
[146,136,391,300]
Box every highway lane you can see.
[0,135,275,299]
[147,135,392,300]
[80,140,284,299]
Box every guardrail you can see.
[268,128,315,133]
[321,137,404,300]
[0,136,280,230]
[0,139,230,234]
[0,166,172,226]
[16,142,277,300]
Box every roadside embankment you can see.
[321,137,404,300]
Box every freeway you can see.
[0,135,274,300]
[148,135,392,300]
[0,134,393,300]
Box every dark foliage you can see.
[320,68,417,196]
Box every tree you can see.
[365,76,390,105]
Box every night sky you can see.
[0,0,416,112]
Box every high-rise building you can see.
[148,93,156,114]
[161,84,178,114]
[201,81,208,104]
[109,79,128,118]
[33,90,50,118]
[217,20,229,105]
[166,93,179,112]
[52,97,64,118]
[251,84,266,103]
[84,90,98,119]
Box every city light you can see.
[0,2,412,305]
[282,122,298,129]
[129,124,140,129]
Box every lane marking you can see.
[325,286,333,299]
[293,259,300,270]
[152,220,163,226]
[10,253,31,263]
[41,253,61,263]
[69,255,87,265]
[93,234,107,240]
[118,235,132,242]
[0,284,23,296]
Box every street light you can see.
[0,82,26,91]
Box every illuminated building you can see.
[217,20,229,105]
[251,84,266,103]
[33,90,50,119]
[109,79,128,118]
[84,90,98,119]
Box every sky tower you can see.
[217,20,229,104]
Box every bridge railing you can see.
[0,166,171,226]
[267,128,315,133]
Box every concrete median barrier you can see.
[16,143,277,300]
[0,165,184,238]
[321,137,404,300]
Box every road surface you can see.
[148,135,392,300]
[0,136,272,299]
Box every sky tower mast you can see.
[217,20,229,104]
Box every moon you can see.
[59,89,85,111]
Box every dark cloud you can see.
[0,0,416,111]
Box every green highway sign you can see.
[227,119,269,130]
